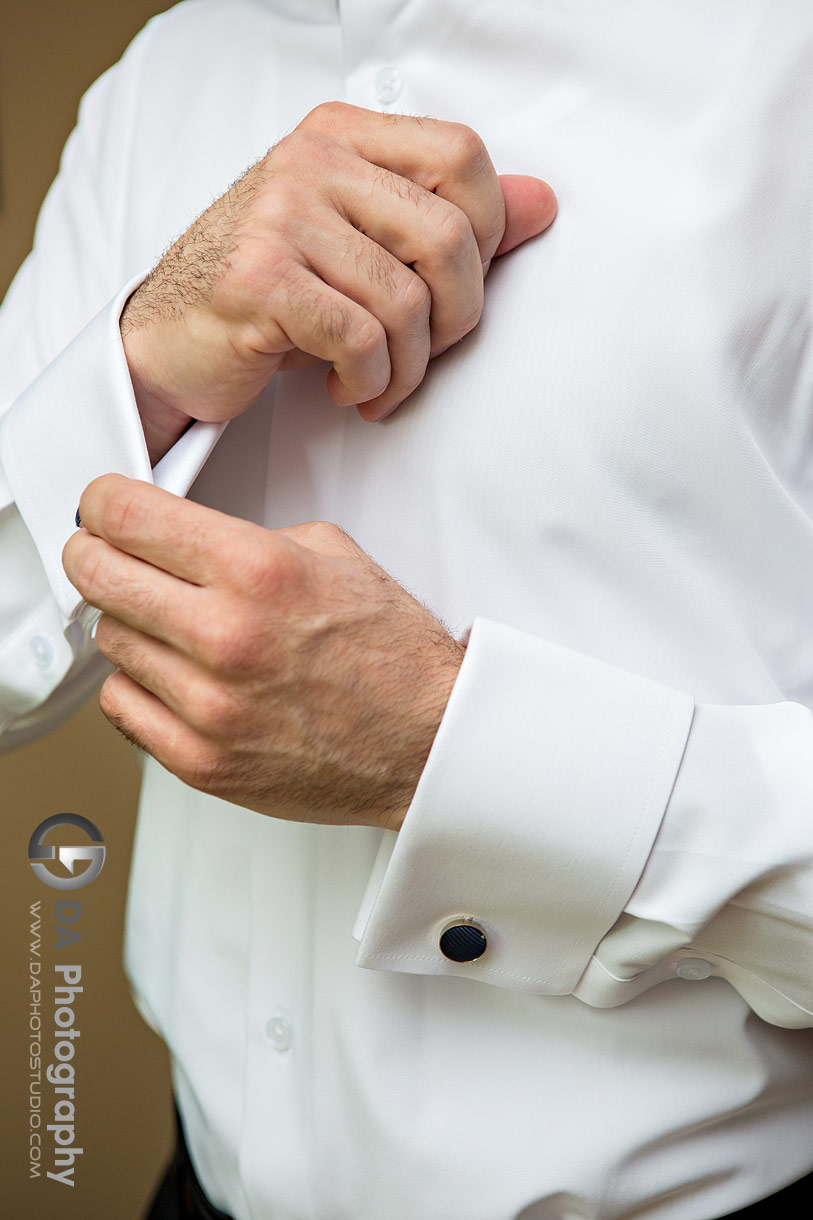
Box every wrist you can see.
[377,636,466,834]
[122,327,195,465]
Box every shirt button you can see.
[29,635,55,669]
[439,919,488,963]
[675,958,712,981]
[265,1016,292,1052]
[373,65,404,106]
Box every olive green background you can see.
[1,3,178,1216]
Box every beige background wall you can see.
[1,3,177,1217]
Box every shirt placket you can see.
[341,0,415,112]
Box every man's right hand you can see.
[120,101,557,463]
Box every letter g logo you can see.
[28,814,105,890]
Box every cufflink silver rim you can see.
[439,916,488,963]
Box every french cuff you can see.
[354,617,694,993]
[0,275,224,621]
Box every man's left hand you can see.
[62,474,464,831]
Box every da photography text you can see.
[27,813,106,1187]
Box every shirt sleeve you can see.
[0,15,221,749]
[354,616,813,1030]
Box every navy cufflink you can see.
[439,918,488,963]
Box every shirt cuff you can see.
[354,616,694,992]
[0,275,224,620]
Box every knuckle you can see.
[99,482,144,541]
[72,545,106,600]
[188,678,244,738]
[98,673,122,720]
[300,100,351,134]
[233,544,275,596]
[282,127,333,166]
[349,313,387,362]
[446,122,490,175]
[304,518,339,541]
[294,519,344,550]
[236,538,300,599]
[267,130,342,205]
[196,616,255,674]
[434,204,475,259]
[400,273,432,324]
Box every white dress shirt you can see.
[2,2,813,1217]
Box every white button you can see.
[374,65,403,106]
[676,958,712,981]
[29,635,55,669]
[265,1016,292,1052]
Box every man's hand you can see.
[122,102,557,461]
[63,475,465,832]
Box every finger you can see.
[99,668,211,786]
[328,161,484,363]
[71,474,291,591]
[301,104,506,263]
[266,259,393,405]
[494,174,558,258]
[301,213,432,413]
[94,614,200,723]
[63,519,205,652]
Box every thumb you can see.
[494,174,557,259]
